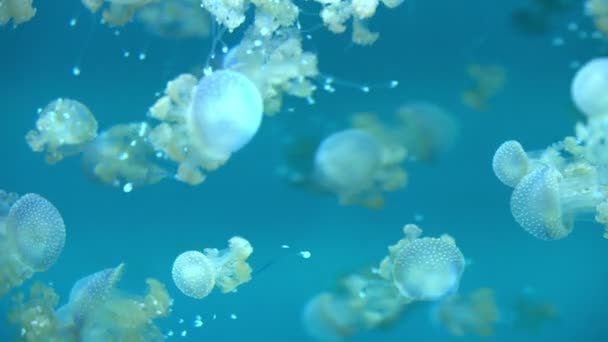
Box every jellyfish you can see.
[462,63,507,112]
[80,0,154,27]
[493,140,532,187]
[435,287,499,337]
[394,102,460,162]
[136,0,211,39]
[187,70,264,161]
[0,0,36,26]
[26,98,98,164]
[172,236,253,299]
[378,224,465,301]
[314,129,383,196]
[512,287,559,332]
[82,122,169,190]
[510,164,607,240]
[571,58,608,118]
[0,193,66,296]
[302,293,359,342]
[9,265,171,341]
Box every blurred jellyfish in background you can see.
[275,101,458,209]
[462,63,507,112]
[0,192,66,297]
[26,99,99,164]
[172,236,253,299]
[392,102,460,162]
[0,0,36,26]
[510,0,574,36]
[82,122,169,190]
[512,287,559,332]
[303,223,466,341]
[8,263,172,341]
[494,57,608,240]
[80,0,155,27]
[136,0,211,39]
[434,287,500,337]
[587,0,608,36]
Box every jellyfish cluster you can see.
[0,191,65,297]
[8,263,172,341]
[493,57,608,240]
[302,223,466,341]
[276,101,458,209]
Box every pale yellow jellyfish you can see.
[0,193,66,296]
[0,0,36,26]
[26,98,98,164]
[82,122,169,189]
[172,236,253,299]
[571,58,608,118]
[314,129,383,196]
[510,164,606,240]
[462,63,507,112]
[136,0,211,39]
[378,224,465,301]
[9,265,171,341]
[80,0,156,27]
[436,287,499,337]
[302,293,359,342]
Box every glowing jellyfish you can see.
[187,70,263,160]
[172,236,253,299]
[26,98,98,164]
[392,235,465,301]
[510,164,605,240]
[314,129,382,194]
[571,58,608,117]
[436,287,499,337]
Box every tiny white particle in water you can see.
[123,183,133,193]
[72,66,81,76]
[281,244,290,249]
[300,251,312,259]
[180,330,187,337]
[179,318,184,324]
[69,18,77,27]
[230,314,238,320]
[139,52,147,61]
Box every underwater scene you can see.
[2,0,608,341]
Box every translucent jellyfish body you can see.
[436,287,499,337]
[0,193,65,296]
[26,98,98,164]
[510,164,607,240]
[380,224,465,301]
[82,122,168,189]
[188,70,264,160]
[302,293,358,342]
[172,236,253,299]
[571,58,608,117]
[314,129,382,195]
[11,264,172,341]
[136,0,211,39]
[0,0,36,26]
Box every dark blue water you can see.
[2,0,607,341]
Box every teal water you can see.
[2,0,608,341]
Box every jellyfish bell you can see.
[391,235,465,301]
[187,70,264,161]
[172,250,216,299]
[313,129,382,194]
[6,193,66,272]
[571,58,608,118]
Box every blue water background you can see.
[1,0,607,341]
